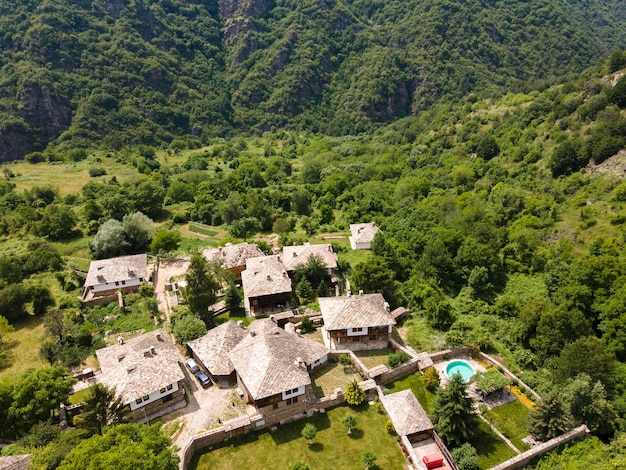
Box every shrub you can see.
[345,380,366,406]
[387,351,409,368]
[338,354,352,366]
[300,315,315,333]
[451,443,479,470]
[88,168,107,177]
[385,420,395,434]
[423,367,441,391]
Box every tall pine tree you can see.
[433,373,478,448]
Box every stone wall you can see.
[487,425,589,470]
[377,357,421,384]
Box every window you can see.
[286,396,298,405]
[285,387,300,396]
[160,387,166,394]
[369,336,377,341]
[353,327,363,332]
[143,395,150,401]
[273,403,279,410]
[115,282,119,286]
[136,398,143,404]
[121,280,126,285]
[167,384,173,390]
[162,394,173,403]
[352,336,360,342]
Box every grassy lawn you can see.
[5,157,139,195]
[471,420,517,469]
[215,309,253,327]
[189,404,407,470]
[483,400,530,452]
[68,386,93,405]
[310,362,360,398]
[0,315,47,383]
[354,347,394,369]
[398,316,446,352]
[385,373,438,416]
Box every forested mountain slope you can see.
[1,0,625,161]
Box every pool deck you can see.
[433,356,487,388]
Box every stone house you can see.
[82,253,148,305]
[241,255,292,316]
[187,320,248,388]
[318,293,395,351]
[282,243,339,284]
[95,329,186,422]
[202,242,265,277]
[349,222,380,250]
[228,319,329,417]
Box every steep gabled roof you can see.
[318,293,395,330]
[187,321,247,376]
[241,255,292,299]
[84,253,147,288]
[203,242,265,270]
[95,329,184,405]
[349,222,380,244]
[381,389,433,436]
[282,243,338,272]
[228,319,329,400]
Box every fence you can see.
[488,425,590,470]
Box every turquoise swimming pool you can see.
[446,360,475,382]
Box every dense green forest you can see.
[1,47,626,467]
[1,0,625,160]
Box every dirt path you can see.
[153,258,190,321]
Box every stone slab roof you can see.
[0,454,31,470]
[95,329,185,405]
[381,389,433,436]
[318,293,395,331]
[228,319,329,400]
[349,222,379,244]
[84,253,147,288]
[203,243,265,270]
[241,255,292,299]
[187,321,247,376]
[282,243,338,272]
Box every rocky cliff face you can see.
[0,84,69,162]
[219,0,269,39]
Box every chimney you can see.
[292,252,297,257]
[384,302,390,312]
[359,290,363,296]
[150,346,156,355]
[250,330,256,337]
[118,336,124,345]
[143,349,151,357]
[117,354,126,362]
[156,333,162,341]
[237,320,244,328]
[294,357,306,370]
[347,290,351,297]
[266,274,272,281]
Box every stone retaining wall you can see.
[488,425,589,470]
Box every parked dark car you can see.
[194,370,211,388]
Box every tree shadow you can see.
[348,428,364,439]
[270,413,331,445]
[309,442,324,452]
